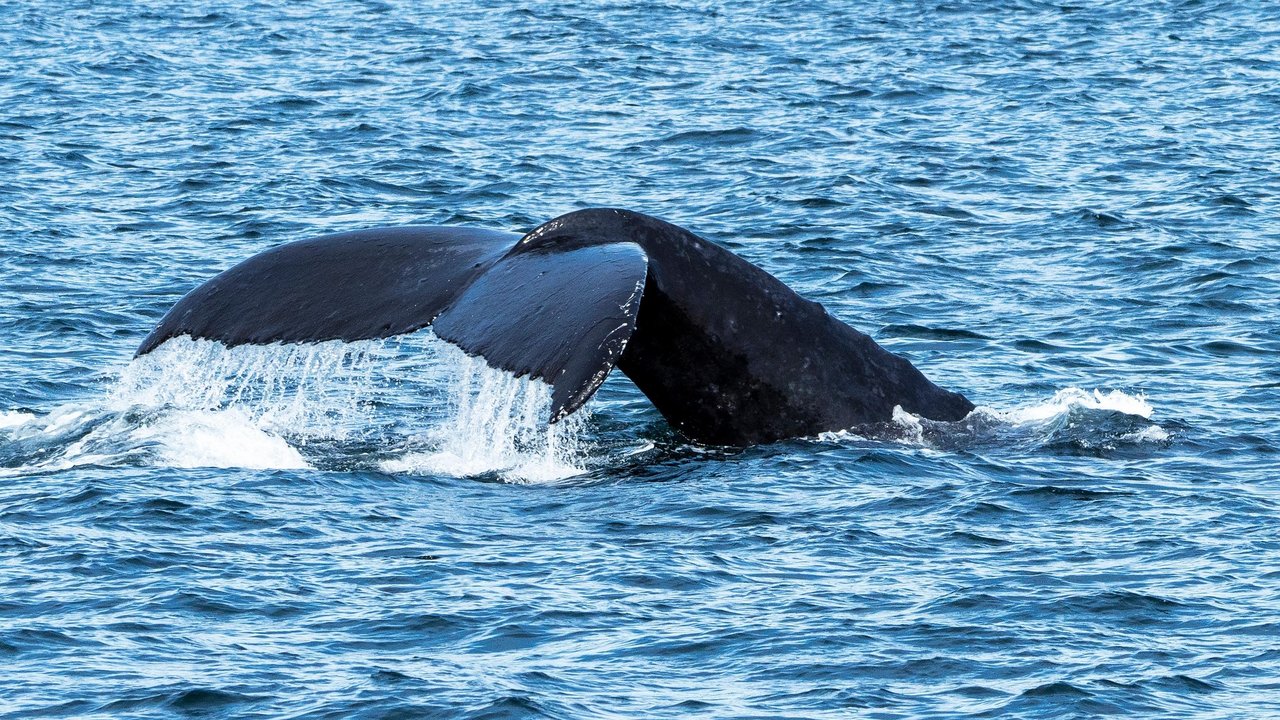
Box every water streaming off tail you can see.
[380,353,588,483]
[1,334,589,481]
[114,336,389,439]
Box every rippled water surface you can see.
[3,1,1279,717]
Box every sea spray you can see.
[380,353,588,483]
[994,388,1154,424]
[817,387,1167,453]
[113,336,388,439]
[2,333,590,478]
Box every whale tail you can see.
[138,209,973,445]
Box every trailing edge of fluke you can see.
[138,208,974,446]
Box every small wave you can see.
[133,409,308,470]
[817,387,1167,455]
[880,323,991,341]
[1,404,307,475]
[1020,681,1092,698]
[657,127,758,146]
[1119,425,1170,443]
[1072,207,1133,228]
[0,410,35,429]
[972,388,1168,454]
[992,387,1154,424]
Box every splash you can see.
[113,336,388,439]
[818,387,1168,453]
[132,409,310,470]
[973,387,1168,452]
[2,334,591,479]
[2,405,309,475]
[380,353,587,483]
[1,336,384,475]
[993,388,1154,424]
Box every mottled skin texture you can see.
[139,208,974,447]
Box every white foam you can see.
[2,406,310,475]
[815,387,1167,449]
[991,387,1154,424]
[816,405,954,449]
[133,408,309,470]
[1120,425,1171,443]
[2,404,91,441]
[0,410,36,429]
[0,337,385,474]
[891,405,926,442]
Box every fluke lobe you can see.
[138,208,974,446]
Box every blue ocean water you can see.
[3,1,1279,717]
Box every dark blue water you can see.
[3,1,1279,717]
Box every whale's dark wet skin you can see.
[139,208,973,446]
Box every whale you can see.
[138,208,974,446]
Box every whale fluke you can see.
[432,242,647,420]
[136,226,517,354]
[138,208,973,446]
